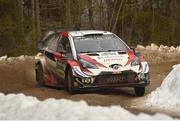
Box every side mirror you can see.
[130,46,141,56]
[37,41,45,51]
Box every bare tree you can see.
[31,0,36,51]
[18,0,24,35]
[88,0,94,29]
[65,0,71,26]
[35,0,41,40]
[112,0,124,32]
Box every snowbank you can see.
[136,43,180,63]
[145,64,180,112]
[0,93,174,120]
[136,43,180,52]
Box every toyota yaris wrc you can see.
[35,30,150,96]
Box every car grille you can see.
[94,71,138,85]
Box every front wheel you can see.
[67,68,76,94]
[36,64,45,86]
[134,87,145,96]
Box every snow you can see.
[150,43,159,51]
[136,43,180,53]
[135,43,180,64]
[0,93,174,120]
[0,55,7,61]
[136,43,175,53]
[145,64,180,112]
[136,45,145,51]
[145,45,151,51]
[159,45,169,52]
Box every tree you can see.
[31,0,36,52]
[112,0,124,32]
[87,0,94,29]
[35,0,41,40]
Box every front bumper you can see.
[75,81,150,90]
[73,70,150,90]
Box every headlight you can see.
[131,57,140,66]
[79,59,98,69]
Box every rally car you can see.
[35,30,150,96]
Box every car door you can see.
[54,35,73,80]
[44,35,59,75]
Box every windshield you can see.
[73,34,129,53]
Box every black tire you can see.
[67,68,76,94]
[134,87,145,96]
[36,64,45,86]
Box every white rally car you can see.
[35,30,150,96]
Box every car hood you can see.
[78,51,129,68]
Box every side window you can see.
[48,36,59,51]
[58,36,70,52]
[58,36,73,58]
[43,34,56,47]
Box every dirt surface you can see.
[0,56,179,117]
[0,57,178,104]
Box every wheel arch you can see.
[64,60,79,78]
[35,59,42,66]
[35,58,47,74]
[65,64,72,78]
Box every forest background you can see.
[0,0,180,56]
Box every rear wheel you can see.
[36,64,45,86]
[67,68,76,94]
[134,87,145,96]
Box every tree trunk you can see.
[109,0,118,30]
[18,0,24,35]
[35,0,41,40]
[88,0,94,29]
[100,0,105,30]
[31,0,36,52]
[112,0,124,33]
[65,0,71,26]
[170,0,177,44]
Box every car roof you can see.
[68,30,112,37]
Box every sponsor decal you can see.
[104,58,123,62]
